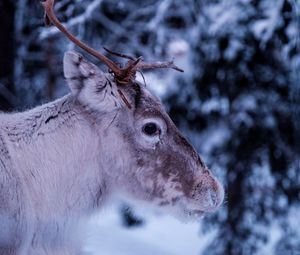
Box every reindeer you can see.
[0,1,224,254]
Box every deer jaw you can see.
[64,50,224,218]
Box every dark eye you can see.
[142,122,159,136]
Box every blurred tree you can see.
[166,0,300,254]
[0,0,16,110]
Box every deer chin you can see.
[153,197,207,222]
[169,205,206,223]
[184,209,206,220]
[178,200,207,221]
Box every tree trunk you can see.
[0,0,15,111]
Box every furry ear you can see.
[64,51,121,112]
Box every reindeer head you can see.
[43,0,224,218]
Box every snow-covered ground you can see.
[81,203,216,255]
[79,201,295,255]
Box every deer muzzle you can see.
[191,171,224,212]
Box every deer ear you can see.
[63,51,121,112]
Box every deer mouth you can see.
[181,200,208,218]
[172,205,206,221]
[164,199,207,221]
[186,209,205,218]
[193,209,205,215]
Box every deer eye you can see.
[142,122,159,136]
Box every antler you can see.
[103,47,184,74]
[41,0,121,75]
[42,0,183,85]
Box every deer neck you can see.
[1,94,107,214]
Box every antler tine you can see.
[41,0,122,76]
[103,47,135,61]
[104,47,184,73]
[135,61,184,73]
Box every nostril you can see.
[203,169,210,175]
[195,183,201,189]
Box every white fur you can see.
[0,95,108,254]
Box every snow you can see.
[258,205,300,255]
[134,38,190,99]
[167,39,191,75]
[251,0,284,44]
[206,3,241,35]
[201,97,229,115]
[249,160,275,189]
[194,125,230,156]
[136,73,169,97]
[82,203,216,255]
[224,39,243,61]
[147,0,172,31]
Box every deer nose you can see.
[193,175,224,212]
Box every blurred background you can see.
[0,0,299,254]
